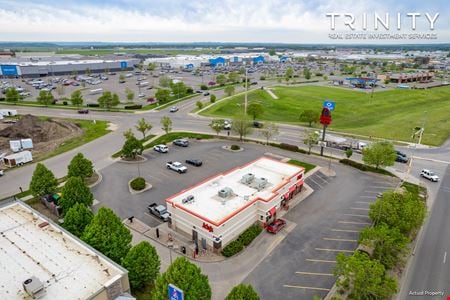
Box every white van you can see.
[90,88,103,95]
[138,81,149,87]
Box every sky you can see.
[0,0,448,43]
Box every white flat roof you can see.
[167,157,303,225]
[1,59,135,67]
[0,202,126,300]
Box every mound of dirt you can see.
[0,114,82,143]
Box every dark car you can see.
[78,109,89,114]
[203,92,210,96]
[173,139,189,147]
[395,155,408,163]
[185,159,203,167]
[266,219,286,234]
[396,150,407,157]
[253,121,264,128]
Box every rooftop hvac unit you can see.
[218,187,233,198]
[182,195,194,204]
[241,173,255,185]
[253,177,268,190]
[23,276,46,298]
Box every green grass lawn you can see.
[200,85,450,146]
[36,119,111,161]
[144,132,214,149]
[55,48,220,56]
[287,159,316,173]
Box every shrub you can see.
[124,104,143,109]
[339,159,395,177]
[259,76,266,80]
[0,97,5,101]
[87,103,100,107]
[279,143,299,152]
[222,240,244,257]
[200,84,208,90]
[63,101,68,105]
[130,177,146,191]
[186,87,193,94]
[230,144,240,150]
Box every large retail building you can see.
[166,157,304,250]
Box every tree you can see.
[299,110,319,127]
[147,62,157,71]
[171,81,187,98]
[70,90,84,107]
[125,88,135,102]
[224,85,235,97]
[369,192,426,236]
[122,241,160,290]
[121,135,144,159]
[37,90,54,106]
[216,74,227,86]
[63,203,93,237]
[82,207,132,264]
[160,116,172,134]
[362,141,397,169]
[210,94,217,103]
[247,102,264,120]
[67,153,94,179]
[334,251,397,299]
[228,71,240,83]
[303,130,320,154]
[269,49,276,56]
[135,118,152,139]
[285,67,294,83]
[345,148,353,159]
[119,74,126,83]
[29,163,58,198]
[5,87,20,103]
[59,176,94,214]
[152,256,211,300]
[303,68,312,80]
[159,75,172,88]
[359,224,408,269]
[259,122,279,145]
[155,88,171,104]
[209,119,224,136]
[97,91,120,110]
[232,114,252,141]
[225,284,259,300]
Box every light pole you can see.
[244,64,248,114]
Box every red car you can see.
[266,219,286,234]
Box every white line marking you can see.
[444,252,447,264]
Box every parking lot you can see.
[243,164,399,299]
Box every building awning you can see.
[269,207,276,216]
[289,185,296,193]
[296,180,304,187]
[283,192,289,199]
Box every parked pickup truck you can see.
[166,161,187,173]
[148,203,170,221]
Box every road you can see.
[399,164,450,299]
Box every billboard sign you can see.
[168,284,184,300]
[1,65,19,76]
[120,61,127,69]
[323,100,335,111]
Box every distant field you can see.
[200,85,450,146]
[55,48,220,56]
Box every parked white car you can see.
[153,144,169,153]
[420,169,439,182]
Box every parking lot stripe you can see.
[315,248,354,253]
[306,258,337,263]
[355,201,372,204]
[359,195,376,199]
[283,285,330,291]
[308,177,323,188]
[369,186,395,189]
[331,229,359,233]
[342,213,369,218]
[364,190,383,193]
[323,237,357,242]
[295,271,333,276]
[338,221,371,225]
[350,207,370,211]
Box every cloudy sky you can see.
[0,0,448,43]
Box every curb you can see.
[87,170,103,188]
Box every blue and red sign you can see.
[168,284,184,300]
[320,107,332,126]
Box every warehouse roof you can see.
[166,157,303,225]
[0,201,127,300]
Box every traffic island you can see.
[118,154,147,164]
[128,177,152,195]
[222,144,244,152]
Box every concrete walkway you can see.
[265,88,279,99]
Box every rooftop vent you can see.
[253,177,268,191]
[218,187,233,198]
[23,276,46,299]
[182,195,194,204]
[241,173,255,185]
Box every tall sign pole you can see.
[320,100,334,156]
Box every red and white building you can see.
[166,157,304,250]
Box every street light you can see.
[244,63,248,114]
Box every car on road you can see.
[266,219,286,234]
[169,106,179,113]
[203,92,210,96]
[166,161,187,173]
[253,121,264,128]
[395,155,408,163]
[223,120,232,130]
[420,169,439,182]
[78,109,89,114]
[153,144,169,153]
[148,203,170,222]
[185,159,202,167]
[396,150,407,157]
[173,139,189,147]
